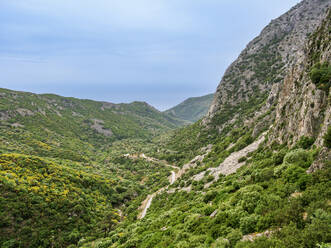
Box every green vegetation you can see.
[155,92,267,168]
[0,154,119,247]
[310,63,331,93]
[296,136,316,149]
[0,88,178,247]
[324,126,331,148]
[84,140,330,248]
[77,10,331,247]
[165,94,214,123]
[0,88,185,153]
[0,151,172,247]
[1,4,330,248]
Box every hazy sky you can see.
[0,0,300,110]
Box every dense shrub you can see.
[272,149,287,165]
[297,136,315,149]
[283,149,312,168]
[204,190,218,203]
[226,229,243,247]
[323,126,331,148]
[310,62,331,93]
[240,214,259,234]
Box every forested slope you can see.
[165,94,214,123]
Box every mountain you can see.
[161,0,331,165]
[82,1,330,248]
[1,1,331,247]
[0,88,187,157]
[165,94,214,123]
[0,88,184,247]
[206,0,329,125]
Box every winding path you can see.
[124,153,180,219]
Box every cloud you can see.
[0,0,302,110]
[2,0,194,32]
[0,54,46,63]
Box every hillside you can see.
[0,88,184,247]
[0,88,187,159]
[157,0,331,165]
[81,2,331,248]
[1,0,330,247]
[165,94,214,123]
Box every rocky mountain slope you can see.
[165,93,214,123]
[269,8,331,147]
[162,0,330,166]
[206,0,329,129]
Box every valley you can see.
[0,0,330,247]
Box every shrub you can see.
[211,238,230,248]
[240,191,261,214]
[252,168,274,182]
[296,136,315,149]
[204,205,216,216]
[238,156,247,163]
[309,62,331,93]
[272,149,287,165]
[207,175,215,183]
[323,126,331,148]
[317,244,331,248]
[240,214,259,234]
[226,229,242,247]
[204,191,218,203]
[283,149,312,168]
[236,134,254,151]
[283,165,306,184]
[296,173,312,190]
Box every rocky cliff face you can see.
[269,9,331,147]
[204,0,330,134]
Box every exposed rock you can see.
[307,148,331,173]
[210,210,218,218]
[54,110,62,117]
[268,8,330,146]
[38,108,46,116]
[16,108,34,117]
[290,192,303,198]
[72,111,82,117]
[0,111,10,121]
[91,119,113,137]
[194,132,266,188]
[11,123,24,128]
[101,102,120,111]
[242,229,279,242]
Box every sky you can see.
[0,0,301,110]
